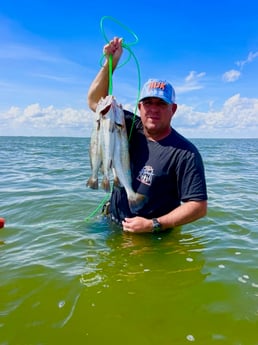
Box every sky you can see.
[0,0,258,138]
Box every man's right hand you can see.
[103,37,123,69]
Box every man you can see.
[87,37,207,234]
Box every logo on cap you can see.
[148,81,166,91]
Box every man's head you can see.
[139,79,176,104]
[138,79,177,140]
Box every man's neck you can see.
[144,127,172,141]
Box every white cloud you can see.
[220,94,258,128]
[1,96,258,139]
[222,69,241,82]
[173,94,258,137]
[185,71,206,83]
[222,51,258,84]
[176,71,206,93]
[236,51,258,69]
[0,104,93,137]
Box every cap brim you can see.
[139,96,172,104]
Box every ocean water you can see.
[0,136,258,345]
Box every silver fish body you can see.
[86,112,101,189]
[87,95,147,213]
[87,95,115,191]
[112,104,146,213]
[99,97,116,192]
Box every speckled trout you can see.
[87,95,146,213]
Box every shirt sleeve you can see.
[176,150,208,202]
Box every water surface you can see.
[1,137,258,344]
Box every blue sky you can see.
[0,0,258,138]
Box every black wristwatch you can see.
[152,218,162,233]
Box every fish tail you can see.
[86,177,99,189]
[128,193,148,213]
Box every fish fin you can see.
[86,177,99,189]
[113,176,121,187]
[97,119,101,131]
[101,177,111,192]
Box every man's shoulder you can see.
[171,129,200,154]
[124,110,142,131]
[124,109,139,120]
[123,109,134,120]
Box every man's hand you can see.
[103,37,123,67]
[122,217,153,233]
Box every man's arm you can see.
[122,200,207,233]
[157,200,207,229]
[87,37,123,112]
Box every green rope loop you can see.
[100,15,139,46]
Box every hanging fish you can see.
[87,95,146,213]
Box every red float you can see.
[0,218,5,228]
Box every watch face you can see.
[153,221,159,228]
[152,218,161,232]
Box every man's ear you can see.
[172,103,177,115]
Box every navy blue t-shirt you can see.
[110,110,207,223]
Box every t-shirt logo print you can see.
[137,166,154,186]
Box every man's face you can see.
[138,97,177,138]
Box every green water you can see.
[0,137,258,344]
